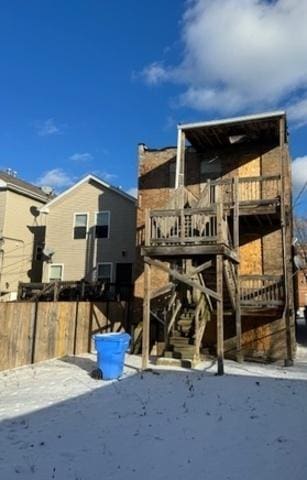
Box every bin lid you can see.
[94,332,130,341]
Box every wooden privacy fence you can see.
[0,301,130,372]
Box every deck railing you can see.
[147,206,230,247]
[240,275,284,306]
[210,175,281,205]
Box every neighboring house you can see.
[293,244,307,313]
[136,111,295,369]
[0,170,51,300]
[296,269,307,311]
[40,174,136,287]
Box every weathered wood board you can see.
[0,301,130,372]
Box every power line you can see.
[0,240,33,256]
[0,256,32,272]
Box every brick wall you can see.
[134,140,294,360]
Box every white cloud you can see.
[36,168,73,190]
[36,118,60,136]
[287,97,307,128]
[292,156,307,205]
[142,0,307,117]
[69,152,93,162]
[92,170,118,182]
[126,187,137,198]
[140,62,171,85]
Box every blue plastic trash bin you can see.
[94,332,131,380]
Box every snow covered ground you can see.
[0,347,307,479]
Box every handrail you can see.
[148,205,231,247]
[240,275,284,306]
[210,175,281,186]
[150,206,216,217]
[210,175,281,205]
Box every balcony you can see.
[142,205,237,259]
[208,175,281,213]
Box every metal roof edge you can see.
[178,111,286,131]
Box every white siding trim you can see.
[72,212,89,239]
[95,210,111,239]
[48,263,64,281]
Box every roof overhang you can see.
[0,181,49,202]
[178,111,286,150]
[40,174,136,212]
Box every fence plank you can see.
[74,302,91,355]
[0,300,129,372]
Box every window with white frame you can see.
[49,264,63,281]
[73,213,88,239]
[96,211,110,239]
[97,263,112,283]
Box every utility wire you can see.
[0,256,32,272]
[0,240,33,256]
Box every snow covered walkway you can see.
[0,353,307,480]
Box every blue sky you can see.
[0,0,307,209]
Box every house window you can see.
[49,264,63,281]
[96,211,110,239]
[97,263,112,283]
[73,213,88,239]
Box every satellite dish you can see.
[43,247,55,258]
[229,135,247,144]
[294,254,305,270]
[41,186,54,196]
[30,206,40,217]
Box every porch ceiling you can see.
[180,111,286,150]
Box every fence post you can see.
[31,302,38,364]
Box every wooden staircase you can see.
[158,308,200,367]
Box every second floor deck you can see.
[141,174,281,258]
[142,204,238,259]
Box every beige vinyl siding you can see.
[0,191,46,292]
[0,190,7,234]
[42,180,136,282]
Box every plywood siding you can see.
[239,237,263,275]
[42,180,136,282]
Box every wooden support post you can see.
[235,263,243,363]
[53,281,59,302]
[175,128,186,190]
[233,177,239,250]
[216,254,224,375]
[233,176,242,362]
[17,282,22,301]
[279,117,294,365]
[217,201,223,244]
[144,209,151,247]
[142,260,151,370]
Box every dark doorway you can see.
[116,263,132,284]
[116,263,133,300]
